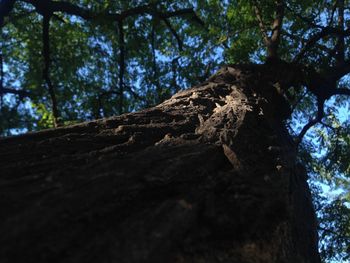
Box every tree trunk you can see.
[0,65,320,263]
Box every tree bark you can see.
[0,65,320,263]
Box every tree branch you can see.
[159,17,183,51]
[42,14,60,127]
[125,85,143,101]
[296,99,325,144]
[283,30,333,54]
[328,0,339,26]
[24,0,93,19]
[318,226,350,240]
[0,87,31,98]
[285,4,323,29]
[150,23,162,102]
[335,0,345,67]
[294,26,350,63]
[171,56,180,93]
[0,45,3,106]
[162,8,205,26]
[22,0,199,53]
[117,21,125,115]
[23,0,203,27]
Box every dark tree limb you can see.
[22,0,203,27]
[24,0,93,19]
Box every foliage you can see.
[0,0,349,261]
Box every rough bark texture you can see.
[0,66,320,263]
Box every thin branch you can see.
[294,26,350,62]
[0,44,3,106]
[283,30,333,54]
[23,0,199,54]
[335,0,345,67]
[159,17,183,51]
[328,0,339,26]
[197,63,212,83]
[125,85,143,100]
[296,99,325,144]
[1,87,31,98]
[42,14,60,127]
[320,121,337,131]
[289,90,308,113]
[318,226,350,240]
[150,23,162,102]
[285,4,323,29]
[162,8,205,26]
[171,56,180,92]
[117,21,125,115]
